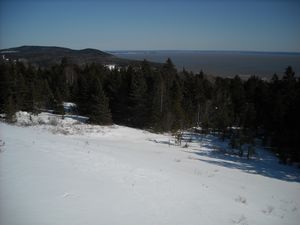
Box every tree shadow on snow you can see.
[64,115,89,123]
[148,132,300,182]
[188,136,300,183]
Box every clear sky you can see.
[0,0,299,52]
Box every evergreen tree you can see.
[148,73,164,131]
[0,64,12,112]
[128,71,148,127]
[230,75,245,125]
[169,79,185,130]
[53,88,65,117]
[41,79,54,109]
[88,78,112,125]
[15,73,27,111]
[211,78,233,139]
[4,95,16,122]
[76,74,89,115]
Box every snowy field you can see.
[1,112,300,225]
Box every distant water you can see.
[110,50,300,78]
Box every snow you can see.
[0,113,300,225]
[105,64,116,71]
[63,102,77,108]
[0,50,18,53]
[15,111,88,130]
[63,101,77,110]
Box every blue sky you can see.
[0,0,299,52]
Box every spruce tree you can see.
[230,75,245,125]
[89,78,112,125]
[76,74,89,115]
[53,88,65,117]
[129,72,147,127]
[149,73,165,131]
[4,95,16,122]
[169,79,185,130]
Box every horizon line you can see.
[1,45,300,54]
[107,49,300,54]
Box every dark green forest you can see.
[0,59,299,163]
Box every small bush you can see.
[49,117,59,126]
[182,142,189,148]
[38,117,46,125]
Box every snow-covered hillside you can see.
[0,113,300,225]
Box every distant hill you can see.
[0,45,144,67]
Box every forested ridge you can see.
[0,58,299,163]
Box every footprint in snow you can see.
[232,215,248,225]
[279,199,298,213]
[188,156,199,161]
[235,195,247,205]
[262,205,274,215]
[194,169,202,176]
[62,192,71,198]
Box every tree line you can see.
[0,59,299,163]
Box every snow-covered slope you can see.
[0,115,299,225]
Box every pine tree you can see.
[230,75,245,125]
[88,78,112,125]
[15,73,27,111]
[163,58,177,74]
[4,95,16,122]
[41,79,54,109]
[104,70,122,119]
[211,77,233,138]
[0,64,12,112]
[76,74,89,115]
[148,73,164,131]
[53,88,65,118]
[169,79,185,130]
[128,71,148,127]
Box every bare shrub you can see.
[38,117,46,125]
[49,117,59,126]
